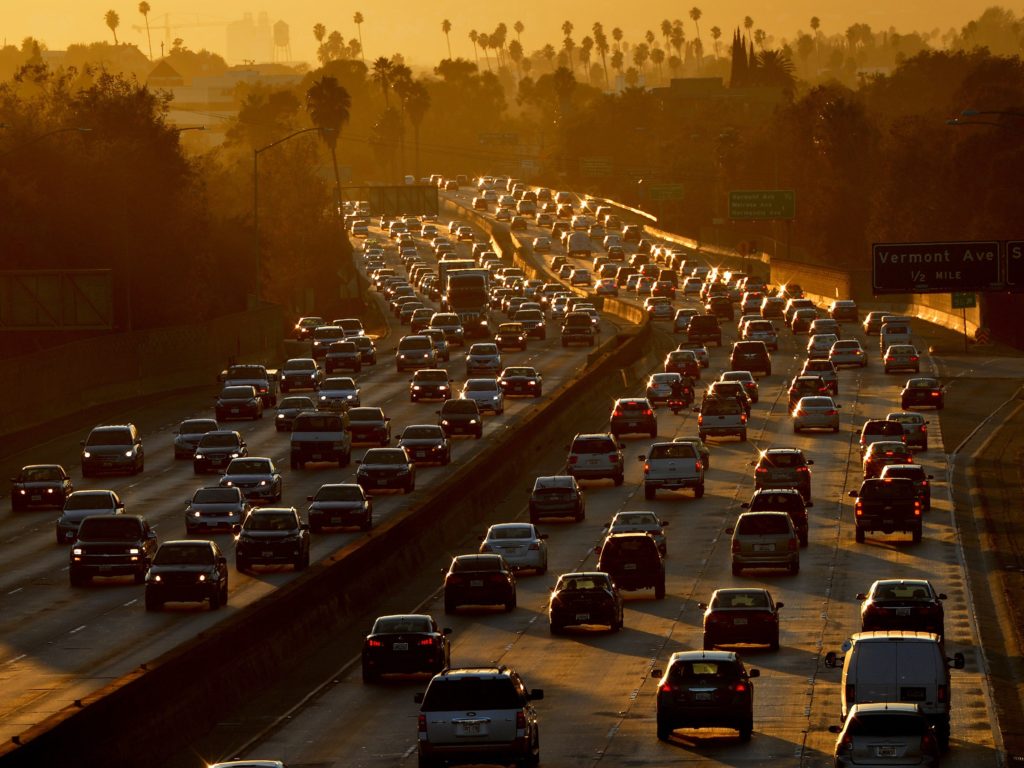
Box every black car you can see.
[700,588,783,650]
[443,554,517,613]
[173,418,219,459]
[752,447,814,502]
[438,399,483,438]
[498,366,543,397]
[234,507,311,572]
[10,464,72,511]
[356,447,416,494]
[215,385,263,421]
[397,424,452,465]
[351,335,378,365]
[529,475,585,523]
[81,423,144,477]
[729,341,772,377]
[324,340,362,373]
[741,488,810,546]
[857,578,946,638]
[275,396,316,432]
[307,482,372,532]
[900,377,945,410]
[788,375,829,409]
[361,614,451,683]
[193,430,247,474]
[595,532,665,598]
[654,651,759,742]
[185,486,250,535]
[410,369,453,402]
[706,295,735,321]
[548,571,623,633]
[144,540,229,611]
[69,514,157,585]
[687,314,723,346]
[609,397,658,438]
[348,407,392,446]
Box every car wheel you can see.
[133,568,146,584]
[644,485,656,501]
[740,431,748,442]
[703,636,715,651]
[362,664,379,684]
[444,596,456,614]
[475,428,482,439]
[145,594,162,612]
[613,472,624,487]
[695,484,705,499]
[310,522,323,534]
[209,588,222,610]
[731,562,742,576]
[236,558,249,574]
[698,432,706,441]
[738,718,754,742]
[656,716,673,742]
[833,425,839,433]
[770,632,780,651]
[69,570,88,587]
[549,621,562,636]
[790,559,800,575]
[655,577,666,600]
[912,526,923,543]
[361,516,372,531]
[296,552,310,570]
[649,428,657,438]
[800,532,808,548]
[855,527,866,543]
[505,594,517,612]
[793,424,801,433]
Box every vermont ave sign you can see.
[872,240,1002,294]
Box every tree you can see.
[690,7,703,67]
[138,2,152,60]
[562,20,574,40]
[580,36,594,81]
[509,39,523,77]
[744,16,754,45]
[563,35,576,72]
[593,24,610,87]
[552,65,576,118]
[612,27,623,50]
[711,26,722,58]
[478,32,492,72]
[633,43,650,78]
[542,44,556,71]
[670,23,686,60]
[314,23,326,44]
[661,19,673,51]
[353,12,365,62]
[611,49,624,77]
[105,10,120,45]
[645,30,656,47]
[651,47,665,83]
[810,17,822,69]
[371,56,394,106]
[403,80,430,178]
[754,29,767,50]
[469,30,479,66]
[796,33,815,74]
[514,20,524,43]
[305,76,351,201]
[754,49,796,96]
[442,19,452,60]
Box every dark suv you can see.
[730,341,772,376]
[609,397,658,438]
[69,514,157,585]
[687,314,722,346]
[752,448,814,502]
[81,424,144,477]
[414,666,543,768]
[233,507,311,572]
[741,488,810,546]
[438,399,483,438]
[595,532,666,598]
[410,368,453,401]
[654,651,759,742]
[566,433,625,485]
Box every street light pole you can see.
[0,126,92,160]
[252,127,330,304]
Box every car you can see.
[828,703,941,767]
[351,335,378,364]
[293,315,325,341]
[279,357,322,392]
[460,377,505,415]
[705,381,752,416]
[752,447,814,501]
[479,523,549,573]
[645,372,683,405]
[801,358,840,395]
[414,666,542,768]
[10,464,72,511]
[639,441,705,500]
[720,370,759,403]
[654,651,759,742]
[173,418,219,459]
[862,440,915,478]
[829,299,859,322]
[465,342,502,376]
[185,486,250,535]
[442,553,517,613]
[528,475,585,523]
[886,411,929,450]
[310,325,346,358]
[438,398,483,438]
[677,342,710,368]
[681,276,703,296]
[80,424,144,477]
[68,514,157,586]
[743,319,779,350]
[356,447,416,494]
[214,385,263,421]
[307,482,372,532]
[700,588,783,650]
[604,510,669,555]
[663,349,701,380]
[324,340,362,373]
[548,571,623,634]
[791,307,819,334]
[498,366,543,397]
[397,424,451,465]
[727,511,801,575]
[788,375,829,408]
[809,318,842,339]
[857,578,946,637]
[532,236,552,252]
[274,395,316,432]
[806,333,839,361]
[696,395,748,442]
[644,296,674,320]
[233,506,310,572]
[792,395,841,433]
[672,308,699,334]
[193,430,247,474]
[884,344,921,373]
[317,376,360,410]
[347,406,391,445]
[410,368,453,402]
[862,310,892,335]
[512,308,547,339]
[741,487,810,547]
[565,432,624,485]
[396,335,438,372]
[362,614,451,683]
[610,397,658,438]
[494,322,527,352]
[219,457,282,502]
[595,532,665,598]
[144,540,229,611]
[760,295,786,319]
[901,377,945,409]
[56,489,125,544]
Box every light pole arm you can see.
[0,127,91,159]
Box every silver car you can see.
[807,333,839,360]
[317,376,360,410]
[465,343,502,376]
[678,342,710,368]
[792,396,841,433]
[461,378,505,415]
[829,702,940,767]
[830,339,868,368]
[219,457,283,502]
[646,372,682,405]
[727,511,800,575]
[884,344,921,373]
[479,522,548,573]
[605,510,669,555]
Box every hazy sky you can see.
[4,1,996,67]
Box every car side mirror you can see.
[748,668,760,678]
[927,474,934,479]
[147,530,157,539]
[824,651,839,668]
[938,593,948,600]
[828,725,842,734]
[528,688,544,701]
[807,459,814,465]
[80,440,86,446]
[300,523,310,531]
[855,593,868,600]
[661,520,669,527]
[775,601,784,609]
[436,411,442,416]
[540,533,549,539]
[637,455,646,462]
[950,653,966,670]
[697,601,707,610]
[740,502,750,508]
[414,692,424,704]
[651,668,663,678]
[231,524,242,534]
[217,556,227,565]
[725,527,735,535]
[593,545,601,554]
[848,490,858,498]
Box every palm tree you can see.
[469,30,480,66]
[650,47,665,83]
[371,56,394,106]
[593,25,610,87]
[645,30,656,46]
[562,20,574,40]
[710,26,722,58]
[492,23,508,68]
[661,19,673,51]
[810,16,821,34]
[611,49,624,78]
[138,2,152,59]
[670,23,685,59]
[754,49,795,96]
[105,10,120,44]
[743,16,754,45]
[314,23,326,44]
[690,7,703,67]
[514,20,524,43]
[633,43,650,80]
[305,76,352,201]
[441,19,452,59]
[552,65,576,119]
[478,32,492,71]
[404,81,431,178]
[563,35,576,72]
[754,29,767,50]
[810,17,821,69]
[353,12,365,62]
[668,54,682,76]
[580,36,594,81]
[612,27,623,51]
[509,39,524,78]
[542,43,556,71]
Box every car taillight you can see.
[418,713,427,733]
[613,408,623,416]
[481,543,493,552]
[732,539,740,552]
[921,424,928,432]
[794,410,805,417]
[698,414,704,424]
[921,730,937,752]
[529,541,541,550]
[855,501,863,516]
[643,462,651,473]
[418,637,435,646]
[367,639,383,647]
[741,414,748,423]
[695,461,703,471]
[756,467,767,474]
[937,684,948,703]
[914,501,922,516]
[568,456,578,464]
[837,731,853,751]
[931,392,939,397]
[910,356,919,362]
[886,357,893,362]
[825,409,837,416]
[643,409,653,416]
[732,682,748,693]
[788,539,798,550]
[516,712,526,729]
[797,466,810,473]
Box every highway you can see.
[186,196,1006,767]
[0,216,620,745]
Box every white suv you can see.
[415,666,544,768]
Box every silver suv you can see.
[566,433,624,486]
[414,666,544,768]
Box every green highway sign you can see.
[647,183,685,202]
[579,156,613,177]
[729,189,796,220]
[951,292,976,309]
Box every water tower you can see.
[273,20,291,62]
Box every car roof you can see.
[848,702,925,716]
[870,578,931,589]
[668,650,739,663]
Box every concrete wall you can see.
[0,306,285,439]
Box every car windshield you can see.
[86,429,132,446]
[246,512,297,531]
[349,409,384,422]
[363,450,407,465]
[760,452,802,468]
[444,401,478,414]
[800,398,833,408]
[872,582,931,600]
[887,414,922,425]
[466,381,497,392]
[737,514,790,534]
[882,467,924,481]
[180,420,216,434]
[452,556,502,572]
[324,378,355,389]
[200,433,239,448]
[614,512,659,527]
[402,426,443,439]
[154,545,215,566]
[559,575,611,591]
[489,526,533,540]
[859,481,916,499]
[314,485,364,502]
[713,591,769,609]
[471,345,499,355]
[285,360,316,371]
[669,661,741,682]
[64,494,113,510]
[908,379,939,388]
[221,387,254,398]
[373,616,433,634]
[421,677,522,711]
[848,714,928,737]
[21,466,62,481]
[417,371,449,382]
[227,460,270,474]
[503,368,535,377]
[649,444,696,459]
[193,488,239,504]
[279,398,314,410]
[703,399,740,415]
[79,517,140,540]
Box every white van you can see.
[825,631,965,748]
[880,320,913,351]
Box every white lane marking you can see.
[7,654,26,665]
[70,625,86,634]
[123,599,137,608]
[7,587,23,595]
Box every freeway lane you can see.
[218,283,999,766]
[0,217,617,745]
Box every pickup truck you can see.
[69,514,157,585]
[290,410,352,469]
[849,477,922,543]
[219,363,279,406]
[639,442,705,500]
[561,311,596,347]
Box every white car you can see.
[743,319,779,350]
[646,372,682,404]
[884,344,921,373]
[317,376,360,409]
[532,236,552,253]
[460,378,505,415]
[830,339,867,367]
[682,277,703,296]
[595,277,619,296]
[673,308,699,333]
[807,333,839,360]
[792,396,841,433]
[605,510,669,555]
[465,343,502,376]
[644,297,674,320]
[479,522,548,573]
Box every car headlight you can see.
[277,413,285,418]
[72,547,83,556]
[83,451,92,458]
[441,419,450,425]
[151,574,162,582]
[124,450,134,457]
[192,510,201,517]
[197,573,207,582]
[469,419,478,424]
[320,395,328,401]
[224,481,234,487]
[346,394,355,399]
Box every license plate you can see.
[470,579,484,587]
[98,566,113,573]
[876,746,896,757]
[575,613,590,622]
[754,544,775,552]
[895,607,911,617]
[262,550,273,557]
[733,618,747,625]
[624,563,637,570]
[311,453,323,460]
[392,642,408,651]
[377,480,388,486]
[626,422,639,428]
[31,495,41,501]
[456,722,483,737]
[694,692,712,701]
[231,408,239,414]
[330,516,343,524]
[416,451,426,458]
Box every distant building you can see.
[227,12,274,64]
[147,60,184,89]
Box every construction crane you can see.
[131,13,227,50]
